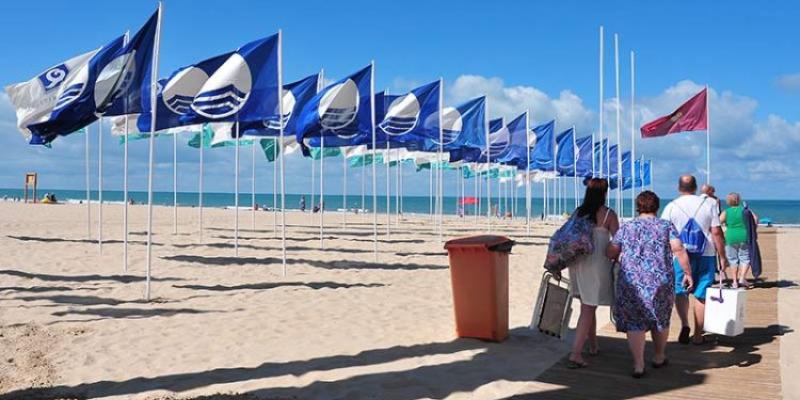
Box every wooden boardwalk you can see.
[517,228,787,399]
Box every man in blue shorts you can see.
[662,175,729,345]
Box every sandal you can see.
[678,327,691,345]
[631,368,646,379]
[567,359,588,369]
[651,358,669,369]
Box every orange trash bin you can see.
[444,235,515,342]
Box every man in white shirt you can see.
[662,175,729,345]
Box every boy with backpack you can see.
[662,175,729,345]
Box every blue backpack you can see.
[673,198,708,255]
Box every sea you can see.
[1,188,798,225]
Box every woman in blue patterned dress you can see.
[607,191,693,378]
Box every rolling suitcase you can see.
[530,272,573,339]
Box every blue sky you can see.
[1,0,799,199]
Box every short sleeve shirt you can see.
[661,194,720,257]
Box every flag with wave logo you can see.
[297,65,373,148]
[240,73,319,137]
[496,112,529,167]
[528,120,555,171]
[555,127,575,176]
[478,118,509,163]
[178,34,280,127]
[377,80,441,151]
[429,96,486,153]
[99,8,160,117]
[5,35,125,144]
[642,160,652,186]
[574,135,594,178]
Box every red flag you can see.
[640,88,707,138]
[458,197,478,205]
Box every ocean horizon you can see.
[2,187,797,225]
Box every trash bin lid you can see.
[444,235,515,252]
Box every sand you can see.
[0,201,576,399]
[778,229,800,400]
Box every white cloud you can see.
[775,73,800,91]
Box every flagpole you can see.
[438,77,444,241]
[591,131,596,178]
[485,98,491,232]
[311,146,315,222]
[525,110,531,235]
[429,162,433,220]
[614,33,623,217]
[273,139,277,236]
[199,125,204,244]
[706,84,711,184]
[123,116,129,272]
[386,143,391,236]
[86,124,91,239]
[252,139,256,230]
[630,51,636,218]
[573,125,578,209]
[395,149,400,225]
[144,2,162,301]
[361,155,365,211]
[320,135,325,249]
[235,122,240,257]
[343,147,347,229]
[173,121,177,235]
[370,60,378,260]
[599,25,605,178]
[277,29,287,275]
[98,118,103,254]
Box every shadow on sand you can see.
[161,255,447,271]
[172,281,385,292]
[0,325,787,400]
[0,270,183,284]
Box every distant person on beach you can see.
[662,175,728,345]
[567,178,619,369]
[300,196,306,212]
[721,192,758,288]
[608,190,693,378]
[700,184,722,216]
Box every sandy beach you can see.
[0,201,573,399]
[1,201,795,399]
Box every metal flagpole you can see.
[573,125,578,209]
[599,25,605,178]
[277,29,287,275]
[475,172,480,224]
[370,60,378,260]
[395,149,400,225]
[630,51,636,218]
[173,117,177,235]
[361,155,365,211]
[320,135,325,248]
[123,116,129,272]
[429,163,433,220]
[386,143,391,235]
[85,124,91,239]
[614,33,623,217]
[706,84,711,184]
[438,77,444,241]
[485,98,491,232]
[234,123,240,257]
[343,148,347,229]
[525,110,531,235]
[98,118,103,254]
[591,131,596,178]
[272,140,277,235]
[144,3,162,301]
[199,125,204,244]
[311,148,315,223]
[252,140,256,230]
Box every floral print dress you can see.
[611,217,679,332]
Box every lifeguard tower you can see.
[24,172,37,203]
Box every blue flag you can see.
[240,73,319,137]
[575,136,593,178]
[297,65,373,148]
[429,96,486,152]
[179,34,280,126]
[555,127,575,176]
[378,80,441,151]
[478,118,508,163]
[608,144,619,178]
[496,112,529,167]
[23,35,125,142]
[528,120,555,171]
[100,8,160,117]
[642,160,652,186]
[621,151,634,190]
[593,139,608,177]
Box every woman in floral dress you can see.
[607,191,693,378]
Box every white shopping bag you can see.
[704,285,747,336]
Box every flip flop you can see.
[651,358,669,369]
[567,360,588,369]
[678,327,691,345]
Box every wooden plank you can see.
[514,228,784,399]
